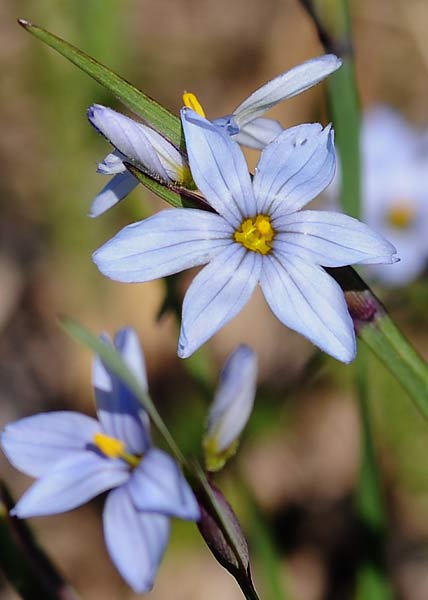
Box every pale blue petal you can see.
[253,123,335,217]
[12,451,129,518]
[97,151,127,175]
[211,115,240,137]
[233,54,342,128]
[273,210,398,266]
[87,105,169,180]
[93,208,232,282]
[1,412,100,478]
[178,244,261,358]
[232,117,283,150]
[181,108,256,224]
[128,449,200,520]
[114,327,149,390]
[260,253,356,363]
[89,172,138,218]
[94,328,150,455]
[206,345,258,452]
[103,486,169,593]
[89,106,189,183]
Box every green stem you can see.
[354,347,393,600]
[237,474,288,600]
[360,315,428,418]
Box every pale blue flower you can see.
[88,56,341,215]
[93,111,398,363]
[361,107,428,286]
[87,105,193,217]
[1,328,199,593]
[328,106,428,286]
[204,345,257,472]
[211,54,342,149]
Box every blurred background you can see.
[1,0,428,598]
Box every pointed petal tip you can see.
[87,104,104,123]
[324,53,343,67]
[177,343,190,360]
[331,337,357,364]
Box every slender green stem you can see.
[327,59,361,218]
[360,315,428,418]
[355,347,385,532]
[237,474,288,600]
[354,347,393,600]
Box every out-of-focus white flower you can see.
[328,106,428,286]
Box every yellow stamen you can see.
[93,432,141,468]
[234,214,275,255]
[182,92,206,118]
[387,202,415,230]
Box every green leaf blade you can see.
[18,19,182,147]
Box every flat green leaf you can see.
[328,266,428,418]
[18,19,182,147]
[328,60,361,219]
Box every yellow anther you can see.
[234,214,275,255]
[183,92,206,118]
[387,202,415,230]
[93,432,141,468]
[94,432,125,458]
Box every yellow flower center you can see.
[182,92,206,117]
[234,215,275,255]
[386,202,415,230]
[93,432,141,468]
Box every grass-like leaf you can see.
[328,266,428,418]
[18,19,182,148]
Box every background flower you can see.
[328,106,428,286]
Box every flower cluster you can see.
[87,54,342,216]
[2,51,401,597]
[90,65,397,363]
